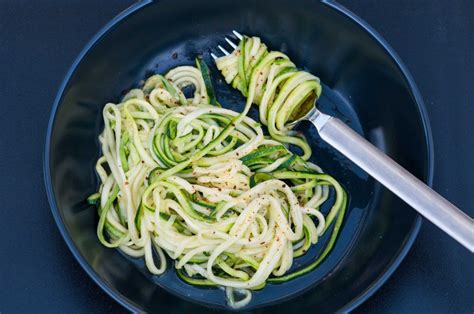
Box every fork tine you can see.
[218,45,230,55]
[232,30,243,40]
[212,31,243,59]
[225,37,237,49]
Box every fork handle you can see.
[309,110,474,252]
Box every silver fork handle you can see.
[309,110,474,252]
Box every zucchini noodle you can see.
[88,40,346,309]
[216,35,321,160]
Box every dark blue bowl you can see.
[44,0,433,312]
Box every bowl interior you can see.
[46,0,431,312]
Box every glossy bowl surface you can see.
[44,0,433,312]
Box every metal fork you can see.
[212,31,474,251]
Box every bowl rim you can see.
[43,0,434,312]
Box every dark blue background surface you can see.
[0,0,472,312]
